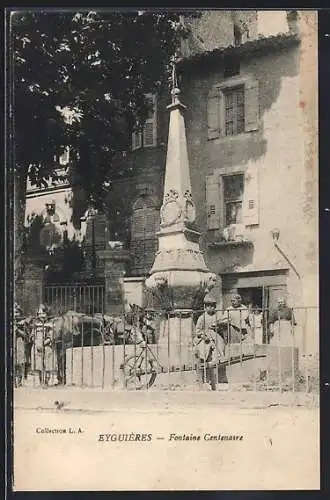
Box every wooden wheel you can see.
[120,354,157,390]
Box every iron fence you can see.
[44,284,105,316]
[13,302,319,394]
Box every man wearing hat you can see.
[219,294,250,344]
[194,293,227,390]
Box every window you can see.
[132,94,157,150]
[223,174,244,226]
[224,86,245,136]
[207,77,259,140]
[205,164,259,231]
[225,283,288,344]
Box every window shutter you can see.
[207,87,221,140]
[132,205,159,239]
[205,175,221,229]
[131,240,144,269]
[243,164,259,226]
[132,130,142,151]
[145,209,159,236]
[244,79,259,132]
[143,94,157,147]
[132,213,145,238]
[143,121,155,147]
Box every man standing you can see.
[194,294,227,390]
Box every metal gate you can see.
[44,283,105,316]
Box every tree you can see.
[11,9,198,283]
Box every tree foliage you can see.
[11,9,202,284]
[12,9,195,203]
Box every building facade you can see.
[24,10,318,351]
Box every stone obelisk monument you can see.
[145,61,216,364]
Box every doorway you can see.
[236,285,287,344]
[238,287,263,310]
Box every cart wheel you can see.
[120,354,157,390]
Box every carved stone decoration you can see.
[183,189,196,224]
[205,272,217,292]
[164,189,179,203]
[160,189,182,227]
[145,268,217,311]
[150,248,209,272]
[154,273,168,288]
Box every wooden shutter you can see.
[143,94,157,147]
[205,175,221,229]
[207,87,221,140]
[143,122,154,147]
[145,209,159,236]
[244,79,259,132]
[132,130,142,151]
[132,212,145,239]
[243,164,259,226]
[131,206,158,276]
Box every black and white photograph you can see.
[8,8,319,491]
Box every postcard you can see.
[10,9,319,491]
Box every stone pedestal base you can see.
[157,314,195,368]
[123,277,145,311]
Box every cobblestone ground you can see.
[13,386,319,491]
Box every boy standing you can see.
[194,294,227,390]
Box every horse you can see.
[46,305,156,385]
[47,310,87,385]
[50,310,126,383]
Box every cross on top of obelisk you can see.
[170,54,181,102]
[168,53,186,110]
